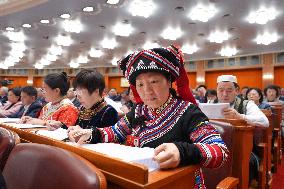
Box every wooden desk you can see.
[0,123,198,189]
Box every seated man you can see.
[0,86,8,106]
[67,88,81,108]
[10,86,42,118]
[216,74,269,185]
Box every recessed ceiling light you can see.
[247,7,278,25]
[219,46,237,57]
[60,13,71,19]
[40,19,50,24]
[55,35,73,46]
[129,0,156,18]
[111,57,119,65]
[181,44,199,54]
[161,27,183,40]
[106,0,120,5]
[143,41,160,49]
[254,32,279,45]
[101,38,118,49]
[83,7,94,12]
[5,27,14,31]
[70,61,80,68]
[62,20,83,33]
[34,63,43,69]
[5,31,26,42]
[22,24,31,28]
[89,48,103,58]
[208,30,230,43]
[112,23,134,36]
[188,4,218,22]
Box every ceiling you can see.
[0,0,284,69]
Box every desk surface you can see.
[0,123,198,189]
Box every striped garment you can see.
[94,96,229,188]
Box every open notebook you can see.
[80,143,159,172]
[9,123,47,129]
[0,118,21,123]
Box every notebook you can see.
[0,118,21,123]
[9,123,47,129]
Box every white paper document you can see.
[198,103,230,119]
[9,123,47,129]
[36,128,68,141]
[81,143,159,172]
[0,118,21,123]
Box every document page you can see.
[9,123,47,129]
[36,128,68,141]
[0,118,21,123]
[81,143,159,172]
[199,103,230,119]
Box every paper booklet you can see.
[81,143,159,172]
[36,128,68,141]
[198,103,230,119]
[0,118,21,123]
[9,123,47,129]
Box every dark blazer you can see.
[0,96,8,106]
[9,101,42,118]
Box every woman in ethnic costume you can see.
[47,69,119,131]
[21,72,78,127]
[68,45,229,188]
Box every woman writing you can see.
[21,72,78,127]
[68,45,229,188]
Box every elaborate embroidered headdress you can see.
[118,45,196,105]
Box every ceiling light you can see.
[40,19,50,24]
[40,58,51,66]
[161,27,183,40]
[208,31,230,43]
[106,0,120,5]
[129,0,156,18]
[219,46,237,57]
[101,38,118,49]
[70,61,79,68]
[62,20,83,33]
[247,7,278,25]
[10,42,26,52]
[188,4,217,22]
[49,45,63,56]
[83,7,94,12]
[181,44,199,54]
[111,57,119,65]
[112,23,134,36]
[255,32,279,45]
[34,63,43,69]
[89,48,103,58]
[45,54,58,62]
[22,24,31,28]
[143,41,160,49]
[5,31,26,42]
[60,13,70,19]
[76,55,89,64]
[5,27,14,31]
[55,35,73,46]
[0,63,9,69]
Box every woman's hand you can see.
[46,120,62,131]
[67,126,92,144]
[153,143,180,169]
[20,116,32,124]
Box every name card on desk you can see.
[81,143,159,172]
[199,103,230,119]
[36,128,68,141]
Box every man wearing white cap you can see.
[216,74,268,127]
[216,74,268,184]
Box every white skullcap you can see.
[217,75,237,83]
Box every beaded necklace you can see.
[149,95,173,115]
[78,99,107,121]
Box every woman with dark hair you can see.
[0,87,22,117]
[67,45,228,188]
[204,89,218,103]
[47,69,119,131]
[246,88,271,110]
[21,72,78,127]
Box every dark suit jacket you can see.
[0,96,7,106]
[9,101,42,118]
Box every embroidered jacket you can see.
[91,96,229,188]
[39,98,78,126]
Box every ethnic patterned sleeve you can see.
[174,105,229,168]
[90,110,134,144]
